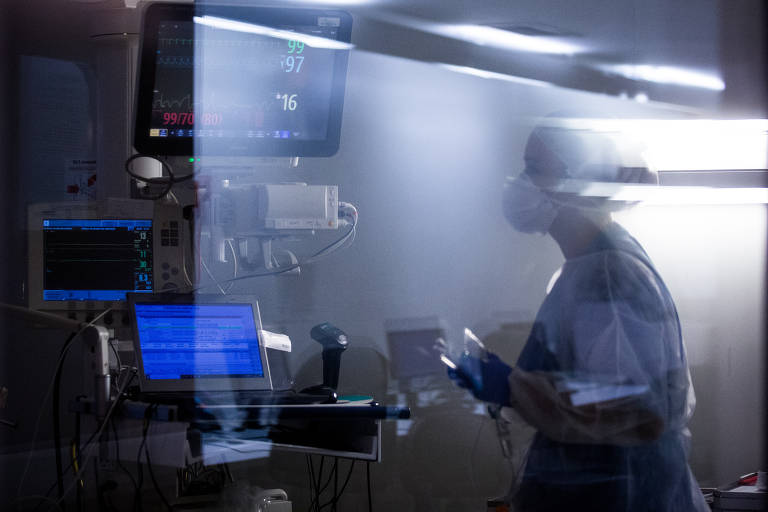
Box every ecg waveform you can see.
[153,93,192,110]
[157,53,291,70]
[159,37,194,48]
[153,92,280,114]
[157,55,194,68]
[44,227,153,292]
[159,37,284,50]
[204,97,282,114]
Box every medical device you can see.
[132,3,357,272]
[27,199,189,316]
[199,181,354,273]
[300,322,349,400]
[133,2,352,157]
[214,183,339,235]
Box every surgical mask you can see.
[502,173,559,234]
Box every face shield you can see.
[503,121,658,233]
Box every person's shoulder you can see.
[567,244,658,301]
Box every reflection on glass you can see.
[448,117,709,511]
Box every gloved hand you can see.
[447,352,513,407]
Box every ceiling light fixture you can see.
[436,24,582,55]
[289,0,372,4]
[602,64,725,91]
[439,64,554,87]
[569,182,768,205]
[192,15,355,50]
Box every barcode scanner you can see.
[300,322,349,402]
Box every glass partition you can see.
[3,0,766,511]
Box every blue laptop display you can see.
[130,296,273,393]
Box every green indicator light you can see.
[189,157,195,163]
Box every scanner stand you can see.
[300,348,345,403]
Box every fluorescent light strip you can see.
[439,63,554,88]
[574,182,768,205]
[629,119,767,172]
[290,0,372,4]
[436,24,582,55]
[602,64,725,91]
[192,15,355,50]
[529,118,768,172]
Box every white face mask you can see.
[502,173,559,234]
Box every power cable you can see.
[17,308,113,500]
[141,404,173,511]
[306,456,338,512]
[124,154,194,200]
[28,370,136,511]
[367,462,372,512]
[319,459,355,511]
[193,206,358,292]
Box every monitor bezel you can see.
[133,2,353,157]
[128,293,273,393]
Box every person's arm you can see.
[507,368,665,445]
[448,349,667,445]
[455,251,689,445]
[510,249,692,445]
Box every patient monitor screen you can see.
[134,3,352,156]
[43,219,153,301]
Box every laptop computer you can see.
[128,293,325,406]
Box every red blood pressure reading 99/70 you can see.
[162,112,222,126]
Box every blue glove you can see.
[447,352,513,407]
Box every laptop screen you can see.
[131,299,272,392]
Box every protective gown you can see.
[507,222,708,512]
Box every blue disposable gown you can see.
[508,222,708,512]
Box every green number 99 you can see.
[287,40,305,54]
